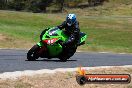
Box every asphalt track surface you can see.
[0,49,132,73]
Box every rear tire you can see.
[27,45,40,61]
[59,56,69,62]
[59,46,77,62]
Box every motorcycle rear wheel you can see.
[59,47,77,62]
[59,56,69,62]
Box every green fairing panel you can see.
[46,29,68,56]
[47,44,62,56]
[37,27,69,56]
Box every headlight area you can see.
[43,38,58,45]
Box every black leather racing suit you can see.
[57,21,80,47]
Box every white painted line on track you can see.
[0,48,29,50]
[0,65,132,79]
[98,52,132,55]
[99,52,110,54]
[0,48,132,54]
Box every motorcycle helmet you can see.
[66,14,76,26]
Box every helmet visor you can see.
[67,19,72,26]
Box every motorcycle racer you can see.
[57,14,80,47]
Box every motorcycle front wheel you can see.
[27,45,40,61]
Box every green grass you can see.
[0,9,132,53]
[79,16,132,53]
[0,10,65,48]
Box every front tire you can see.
[27,45,40,61]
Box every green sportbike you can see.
[27,27,87,62]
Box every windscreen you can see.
[49,27,59,36]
